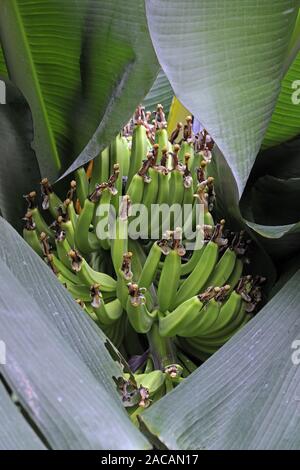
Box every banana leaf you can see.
[262,8,300,148]
[141,268,300,450]
[0,0,159,182]
[0,76,41,231]
[143,70,173,115]
[284,7,300,73]
[263,53,300,148]
[0,381,46,450]
[146,0,299,196]
[0,42,7,78]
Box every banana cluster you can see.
[22,104,264,417]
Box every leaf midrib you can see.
[11,0,60,171]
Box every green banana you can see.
[181,226,205,276]
[141,160,159,236]
[57,275,92,302]
[64,198,77,231]
[179,140,194,167]
[226,258,244,293]
[74,185,105,254]
[111,196,129,274]
[150,166,170,239]
[173,240,219,308]
[127,239,145,279]
[94,185,115,251]
[134,370,166,397]
[56,215,75,247]
[68,250,116,292]
[138,241,162,290]
[117,252,133,309]
[110,134,130,212]
[182,154,194,207]
[190,304,250,354]
[47,253,81,285]
[126,283,154,334]
[204,247,236,289]
[184,115,193,137]
[125,242,156,310]
[159,295,204,337]
[76,299,98,322]
[192,159,207,191]
[169,145,184,208]
[89,146,110,191]
[55,230,73,268]
[127,122,148,188]
[23,215,44,257]
[91,285,123,325]
[156,127,169,163]
[24,192,55,242]
[169,121,183,145]
[194,178,215,226]
[126,157,152,207]
[157,242,183,313]
[75,167,89,208]
[197,290,242,338]
[191,296,222,337]
[40,178,63,219]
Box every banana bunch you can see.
[22,103,265,420]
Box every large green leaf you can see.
[146,1,298,195]
[0,42,7,77]
[143,70,173,114]
[263,11,300,148]
[284,7,300,73]
[0,76,41,231]
[141,269,300,450]
[263,49,300,147]
[0,381,45,450]
[261,9,300,148]
[0,218,149,450]
[0,0,159,181]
